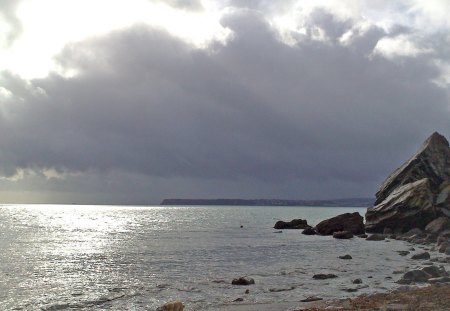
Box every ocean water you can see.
[0,204,444,311]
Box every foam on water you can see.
[0,204,447,310]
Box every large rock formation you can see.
[366,132,450,233]
[315,212,365,235]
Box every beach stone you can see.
[315,212,364,235]
[425,217,450,235]
[157,301,185,311]
[313,273,338,280]
[232,277,255,286]
[302,227,316,235]
[428,276,450,283]
[352,278,362,284]
[421,265,448,278]
[274,219,308,229]
[333,231,354,239]
[411,251,431,260]
[366,233,385,241]
[397,269,431,284]
[339,254,352,260]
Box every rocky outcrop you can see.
[366,132,450,233]
[274,219,308,229]
[365,179,436,233]
[315,212,364,235]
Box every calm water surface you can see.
[0,205,442,310]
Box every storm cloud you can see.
[0,5,449,203]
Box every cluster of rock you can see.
[274,133,450,248]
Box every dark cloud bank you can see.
[0,9,449,204]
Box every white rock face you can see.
[366,132,450,233]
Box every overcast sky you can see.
[0,0,449,204]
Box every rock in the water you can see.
[232,277,255,286]
[396,251,410,256]
[302,227,316,235]
[357,233,368,238]
[366,233,385,241]
[274,219,308,229]
[300,296,323,302]
[352,278,362,284]
[397,270,431,284]
[315,212,364,235]
[411,252,431,260]
[339,254,352,260]
[366,178,436,233]
[333,231,354,239]
[313,273,338,280]
[375,132,450,205]
[425,217,450,235]
[421,265,448,278]
[428,276,450,283]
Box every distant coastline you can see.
[160,198,374,207]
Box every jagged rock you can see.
[274,219,308,229]
[366,233,385,241]
[315,212,364,235]
[411,252,431,260]
[425,217,450,235]
[375,132,450,205]
[365,178,436,233]
[333,231,354,239]
[232,277,255,286]
[366,132,450,234]
[302,227,316,235]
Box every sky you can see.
[0,0,449,204]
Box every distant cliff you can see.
[161,198,374,207]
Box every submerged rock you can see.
[302,227,316,235]
[313,273,338,280]
[315,212,364,235]
[274,219,308,229]
[232,277,255,286]
[333,231,354,239]
[365,132,450,234]
[366,233,385,241]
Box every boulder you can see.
[315,212,364,235]
[365,178,436,233]
[274,219,308,229]
[425,217,450,235]
[421,265,448,278]
[411,252,431,260]
[333,231,354,239]
[397,270,431,284]
[232,277,255,286]
[375,132,450,205]
[302,227,316,235]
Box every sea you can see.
[0,204,446,311]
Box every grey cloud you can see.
[0,9,449,202]
[0,0,23,47]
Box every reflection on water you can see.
[1,205,446,311]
